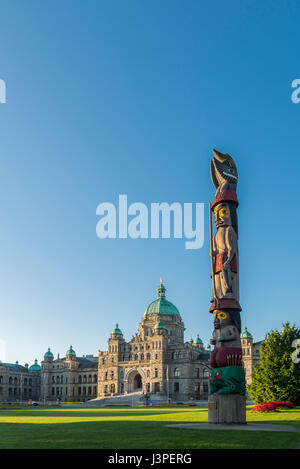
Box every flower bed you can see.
[251,401,294,412]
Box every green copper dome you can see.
[194,334,203,344]
[144,281,180,317]
[44,347,54,358]
[29,359,41,371]
[66,345,76,356]
[241,327,253,339]
[112,323,122,335]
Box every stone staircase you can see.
[80,389,168,407]
[83,390,144,407]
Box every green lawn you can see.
[0,406,299,449]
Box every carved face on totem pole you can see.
[212,310,241,344]
[214,203,231,229]
[214,310,233,329]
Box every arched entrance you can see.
[134,373,142,390]
[126,370,143,393]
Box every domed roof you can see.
[241,327,253,339]
[193,334,203,344]
[154,321,165,329]
[44,347,54,358]
[144,281,180,317]
[29,359,41,371]
[111,323,122,335]
[66,345,76,356]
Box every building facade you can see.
[40,347,98,402]
[241,327,262,385]
[0,360,41,402]
[97,282,211,401]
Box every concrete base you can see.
[208,394,246,424]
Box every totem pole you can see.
[208,149,246,424]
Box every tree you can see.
[248,322,300,404]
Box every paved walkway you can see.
[166,423,300,433]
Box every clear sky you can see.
[0,0,299,366]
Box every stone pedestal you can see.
[208,394,246,424]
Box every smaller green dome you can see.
[194,334,203,344]
[241,327,253,339]
[112,323,122,335]
[66,345,76,356]
[44,347,54,358]
[154,321,165,329]
[29,359,41,371]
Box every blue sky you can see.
[0,0,299,365]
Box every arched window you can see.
[134,354,138,361]
[140,354,144,361]
[194,367,200,378]
[79,375,82,383]
[146,353,151,360]
[203,368,210,378]
[93,374,97,383]
[105,371,108,380]
[174,368,180,377]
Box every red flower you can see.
[251,401,294,412]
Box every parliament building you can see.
[0,281,261,403]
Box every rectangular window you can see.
[174,382,179,392]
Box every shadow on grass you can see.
[0,407,208,419]
[0,419,299,449]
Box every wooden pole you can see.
[209,202,218,306]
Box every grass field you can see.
[0,405,299,449]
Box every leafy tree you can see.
[248,322,300,404]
